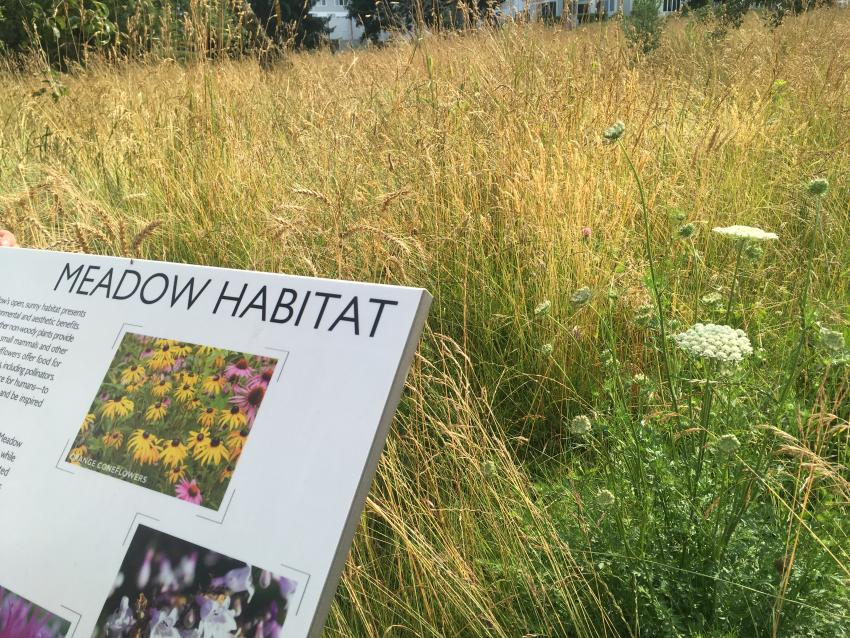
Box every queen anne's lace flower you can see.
[714,433,740,455]
[819,326,846,353]
[701,292,723,306]
[673,323,753,364]
[534,300,551,316]
[602,120,625,142]
[712,225,778,241]
[571,287,592,307]
[807,178,828,196]
[570,415,592,435]
[597,489,616,508]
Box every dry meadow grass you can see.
[2,9,849,636]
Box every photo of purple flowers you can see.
[96,525,297,637]
[67,333,277,510]
[0,583,71,638]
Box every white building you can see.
[312,0,365,46]
[318,0,682,47]
[503,0,682,20]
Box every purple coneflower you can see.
[248,368,274,389]
[0,587,65,638]
[224,358,254,380]
[175,478,203,505]
[230,384,266,424]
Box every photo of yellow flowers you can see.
[67,333,277,510]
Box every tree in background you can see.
[0,0,116,59]
[348,0,498,44]
[247,0,329,48]
[0,0,328,63]
[623,0,662,53]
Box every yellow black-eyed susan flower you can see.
[226,428,249,455]
[149,344,177,371]
[201,374,226,396]
[187,428,211,454]
[128,429,161,465]
[194,437,229,466]
[219,405,247,430]
[219,465,234,483]
[152,379,172,398]
[160,439,189,467]
[198,407,217,428]
[178,371,199,385]
[102,431,124,448]
[125,379,147,394]
[81,413,95,433]
[173,343,192,357]
[174,383,196,404]
[101,396,134,419]
[145,401,168,422]
[121,364,146,385]
[166,465,186,485]
[69,445,88,463]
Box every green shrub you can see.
[624,0,663,53]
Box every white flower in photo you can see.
[149,608,181,638]
[711,225,778,242]
[211,565,255,602]
[104,596,135,637]
[673,323,753,364]
[197,596,237,638]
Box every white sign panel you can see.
[0,247,431,638]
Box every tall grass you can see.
[1,9,849,636]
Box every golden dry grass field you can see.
[2,9,850,636]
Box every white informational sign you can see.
[0,247,431,638]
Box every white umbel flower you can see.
[569,415,592,435]
[673,323,753,364]
[714,433,740,455]
[534,300,551,316]
[597,489,616,508]
[711,225,778,241]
